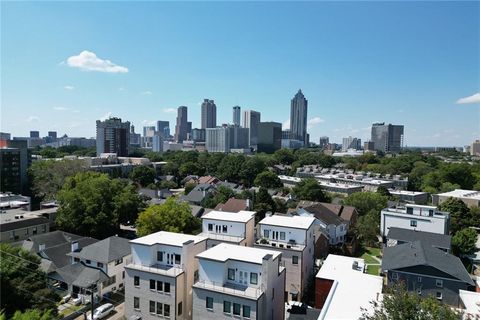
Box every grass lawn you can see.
[366,264,380,275]
[366,247,381,258]
[58,304,83,317]
[361,252,378,264]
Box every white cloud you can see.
[53,106,69,111]
[456,92,480,104]
[64,85,75,90]
[282,119,290,130]
[99,112,112,121]
[308,117,325,126]
[141,91,152,95]
[163,108,177,114]
[142,120,156,126]
[65,51,128,73]
[27,116,40,123]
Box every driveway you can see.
[75,302,124,320]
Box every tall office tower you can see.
[174,106,188,142]
[201,99,217,129]
[364,141,375,151]
[257,122,282,153]
[243,110,261,148]
[371,123,404,153]
[471,140,480,156]
[205,126,249,153]
[233,106,241,126]
[0,140,30,194]
[152,133,163,152]
[290,89,308,144]
[95,117,130,156]
[47,131,57,140]
[342,136,362,151]
[319,136,329,149]
[129,125,141,148]
[142,126,156,148]
[30,131,40,138]
[156,121,169,138]
[187,121,192,136]
[191,128,206,142]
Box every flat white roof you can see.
[459,290,480,318]
[130,231,206,247]
[202,210,255,223]
[259,215,315,230]
[437,189,480,200]
[196,243,281,264]
[316,254,383,320]
[388,189,428,196]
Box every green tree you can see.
[343,192,388,216]
[240,157,266,186]
[0,244,60,318]
[274,149,295,165]
[201,186,235,209]
[376,186,391,198]
[254,171,283,189]
[184,182,196,195]
[136,197,201,236]
[452,228,477,256]
[28,159,86,200]
[0,309,55,320]
[360,284,461,320]
[216,154,245,182]
[129,166,156,187]
[438,198,470,234]
[56,172,144,238]
[179,161,204,179]
[254,187,276,222]
[355,210,379,246]
[292,178,329,202]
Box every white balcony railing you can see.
[193,280,264,299]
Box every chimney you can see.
[71,241,79,252]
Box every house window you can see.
[292,256,299,265]
[223,301,231,313]
[243,305,251,318]
[157,251,163,262]
[156,302,163,315]
[280,232,286,240]
[174,254,181,265]
[178,302,182,316]
[206,297,213,309]
[86,260,91,264]
[233,303,241,315]
[164,282,170,293]
[150,279,156,290]
[410,220,417,227]
[97,262,104,268]
[391,272,398,280]
[134,276,140,287]
[164,304,170,317]
[74,257,80,262]
[157,281,163,292]
[228,268,235,281]
[208,223,213,231]
[194,270,199,282]
[428,210,434,217]
[250,272,258,285]
[436,292,442,300]
[149,300,155,313]
[115,258,123,265]
[134,297,140,310]
[264,230,270,238]
[222,225,228,233]
[436,279,443,288]
[417,276,422,283]
[407,207,413,214]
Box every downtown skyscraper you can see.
[96,117,130,156]
[201,99,217,129]
[290,89,308,145]
[174,106,188,142]
[243,110,261,149]
[233,106,241,126]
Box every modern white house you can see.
[432,189,480,208]
[380,204,450,238]
[125,231,207,320]
[254,214,315,301]
[192,243,286,320]
[199,210,256,248]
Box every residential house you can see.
[181,184,216,206]
[255,214,315,301]
[386,227,451,252]
[125,231,207,320]
[315,254,383,320]
[380,204,450,238]
[432,189,480,208]
[214,197,252,212]
[382,241,476,305]
[192,243,286,320]
[0,208,51,243]
[199,210,255,248]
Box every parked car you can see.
[87,303,114,320]
[71,297,82,306]
[60,294,71,304]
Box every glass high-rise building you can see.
[201,99,217,129]
[96,117,130,156]
[243,110,261,149]
[156,121,169,138]
[290,89,308,145]
[233,106,241,126]
[371,123,404,153]
[175,106,188,142]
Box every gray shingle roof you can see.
[69,236,130,263]
[382,241,474,285]
[387,227,451,250]
[49,263,109,288]
[181,184,215,203]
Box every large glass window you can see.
[134,297,140,310]
[156,281,163,292]
[134,276,140,287]
[164,282,171,293]
[233,303,241,315]
[222,225,228,233]
[206,297,213,309]
[174,254,181,265]
[157,251,163,262]
[149,300,155,313]
[223,301,231,313]
[292,256,299,265]
[208,223,213,231]
[164,304,170,317]
[243,305,251,318]
[264,230,270,238]
[250,272,258,285]
[280,232,286,240]
[150,279,155,290]
[228,268,235,281]
[156,302,163,315]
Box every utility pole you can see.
[90,287,94,319]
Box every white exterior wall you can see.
[258,224,306,245]
[381,208,449,237]
[202,219,246,239]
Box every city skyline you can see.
[2,1,479,146]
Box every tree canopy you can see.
[0,244,60,318]
[136,197,201,236]
[438,198,480,235]
[254,171,283,189]
[292,178,330,202]
[129,166,156,187]
[452,228,478,256]
[56,171,145,238]
[343,192,388,216]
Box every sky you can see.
[1,1,479,146]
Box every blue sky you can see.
[1,1,479,146]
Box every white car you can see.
[71,297,82,306]
[87,303,114,320]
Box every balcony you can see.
[126,262,185,277]
[193,280,264,299]
[199,232,245,244]
[255,238,305,251]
